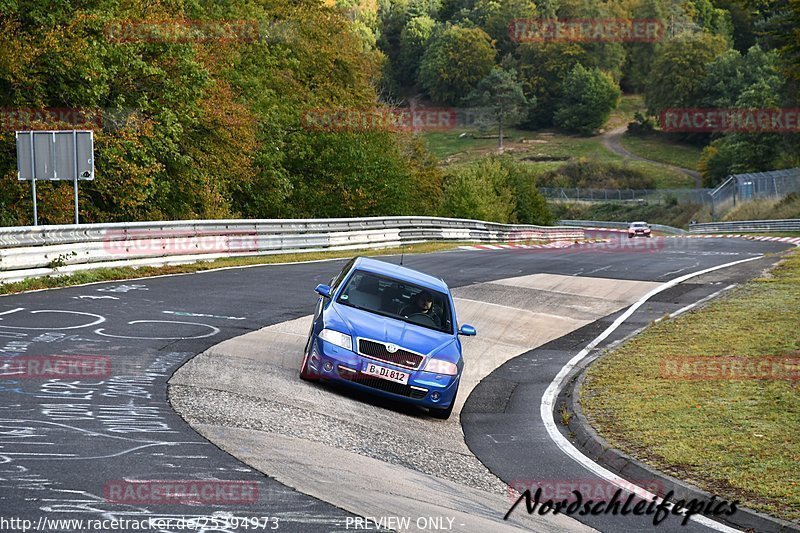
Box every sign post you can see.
[16,130,94,226]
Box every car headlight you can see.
[319,329,352,351]
[424,359,459,375]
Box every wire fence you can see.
[542,169,800,220]
[709,168,800,218]
[540,187,714,205]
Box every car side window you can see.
[330,258,356,292]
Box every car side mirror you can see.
[459,324,476,336]
[315,284,332,298]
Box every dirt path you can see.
[602,125,702,187]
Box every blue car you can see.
[300,256,476,419]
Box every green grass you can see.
[623,161,696,189]
[723,195,800,222]
[606,94,645,130]
[422,130,508,160]
[422,129,693,189]
[582,250,800,521]
[620,133,703,171]
[741,232,800,237]
[550,201,706,228]
[0,241,465,295]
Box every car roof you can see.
[352,257,449,292]
[630,221,648,225]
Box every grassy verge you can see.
[422,130,693,188]
[0,241,465,296]
[551,201,706,228]
[582,249,800,521]
[620,132,703,171]
[722,195,800,222]
[740,232,800,238]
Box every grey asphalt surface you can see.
[0,234,792,532]
[462,254,788,533]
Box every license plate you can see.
[363,363,410,385]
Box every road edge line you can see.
[540,256,770,533]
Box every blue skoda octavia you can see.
[300,256,476,419]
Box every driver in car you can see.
[401,290,441,327]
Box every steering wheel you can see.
[406,312,437,326]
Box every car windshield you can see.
[337,270,453,334]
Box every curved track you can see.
[0,236,792,532]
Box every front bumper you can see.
[310,337,460,409]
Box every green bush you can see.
[554,64,621,135]
[441,159,514,223]
[538,160,656,190]
[441,158,553,224]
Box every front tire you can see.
[300,340,319,382]
[429,390,457,420]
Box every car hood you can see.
[327,302,456,358]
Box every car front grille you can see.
[358,339,424,370]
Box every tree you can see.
[282,131,416,218]
[418,25,496,104]
[469,0,538,55]
[699,45,782,108]
[685,0,734,39]
[497,158,554,224]
[441,158,515,222]
[697,76,786,186]
[513,42,587,127]
[397,15,436,86]
[466,67,529,148]
[0,0,446,225]
[645,33,729,116]
[622,0,665,92]
[553,64,620,134]
[755,0,800,81]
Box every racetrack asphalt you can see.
[0,235,792,532]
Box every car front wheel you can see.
[429,390,457,420]
[300,340,319,382]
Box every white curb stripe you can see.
[541,256,764,533]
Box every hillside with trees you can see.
[1,0,798,227]
[373,0,799,186]
[0,0,447,225]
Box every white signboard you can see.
[15,130,94,225]
[16,130,94,181]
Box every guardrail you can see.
[689,219,800,234]
[0,217,584,284]
[558,219,687,235]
